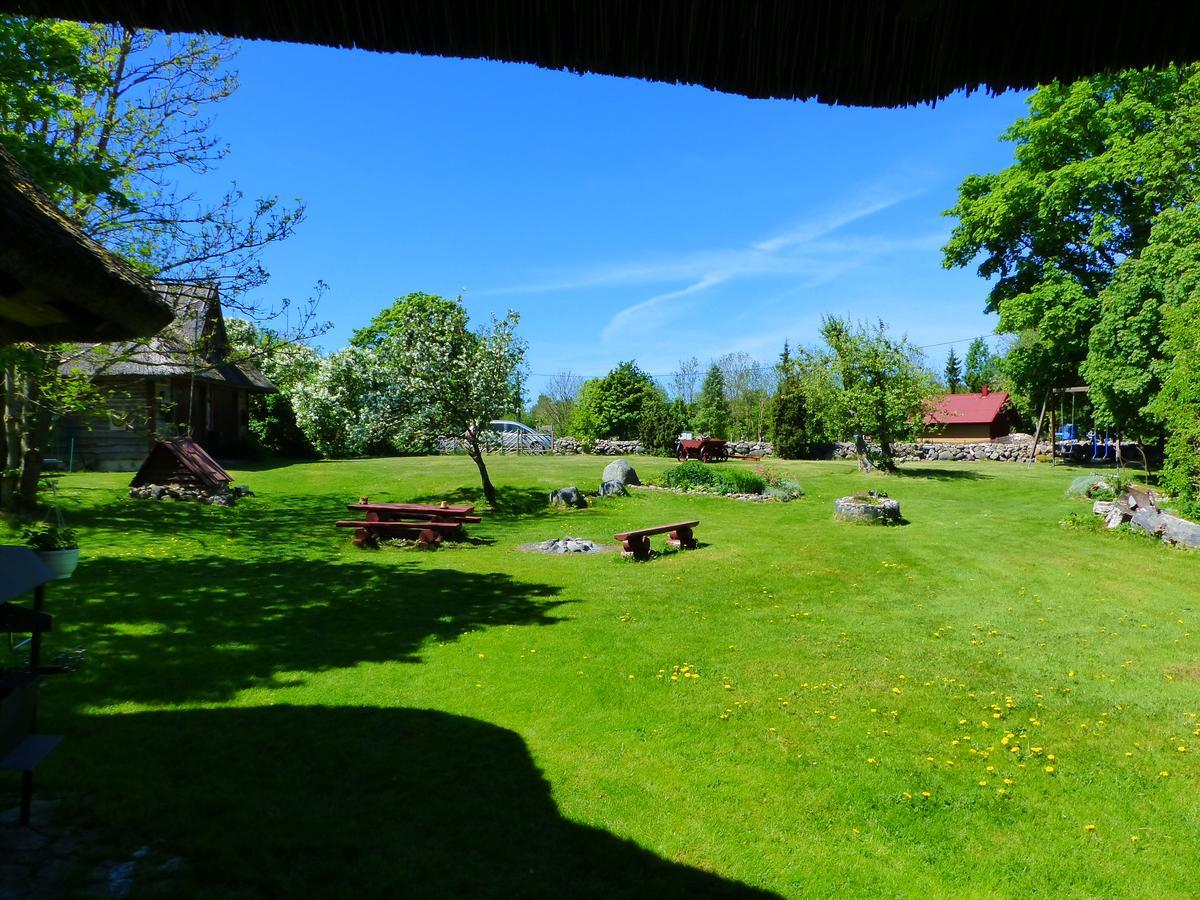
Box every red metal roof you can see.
[923,391,1010,426]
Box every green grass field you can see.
[4,455,1199,898]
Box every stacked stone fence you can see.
[553,437,775,457]
[831,440,1050,462]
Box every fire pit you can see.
[525,537,607,554]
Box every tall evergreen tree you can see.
[944,348,963,393]
[693,364,730,438]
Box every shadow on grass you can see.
[410,485,553,518]
[893,466,993,481]
[71,705,777,898]
[47,556,568,706]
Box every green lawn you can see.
[4,455,1199,898]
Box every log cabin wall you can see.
[53,376,253,470]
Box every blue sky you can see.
[193,39,1030,396]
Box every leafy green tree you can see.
[964,337,1000,393]
[567,361,656,440]
[1082,204,1200,440]
[350,293,453,350]
[693,364,730,438]
[800,318,938,472]
[1150,295,1200,517]
[944,348,963,393]
[943,65,1200,406]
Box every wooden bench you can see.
[612,520,700,560]
[336,519,464,548]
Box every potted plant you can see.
[22,522,80,580]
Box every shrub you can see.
[663,462,767,495]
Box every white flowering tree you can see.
[384,296,526,505]
[291,347,402,457]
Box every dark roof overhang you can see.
[2,1,1200,107]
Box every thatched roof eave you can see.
[0,146,173,343]
[3,1,1200,107]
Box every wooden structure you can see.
[613,520,700,560]
[130,438,233,492]
[7,2,1200,108]
[55,284,275,470]
[920,388,1013,443]
[337,501,480,549]
[676,438,729,463]
[0,146,172,344]
[0,547,63,827]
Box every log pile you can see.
[1093,487,1200,549]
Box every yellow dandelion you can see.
[1085,824,1096,832]
[1044,765,1055,774]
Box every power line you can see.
[526,334,994,381]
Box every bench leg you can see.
[668,527,696,550]
[352,527,377,549]
[621,536,651,560]
[418,528,444,549]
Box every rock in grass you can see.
[602,458,640,486]
[598,480,627,497]
[550,486,588,508]
[834,494,901,524]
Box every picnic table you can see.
[337,499,481,548]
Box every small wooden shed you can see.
[130,438,232,492]
[920,387,1013,443]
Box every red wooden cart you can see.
[675,437,729,462]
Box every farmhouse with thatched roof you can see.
[55,284,275,471]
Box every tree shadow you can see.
[893,466,993,481]
[70,705,778,898]
[410,485,553,519]
[42,556,568,706]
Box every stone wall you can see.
[553,437,776,457]
[831,440,1050,462]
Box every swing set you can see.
[1032,388,1123,468]
[1050,386,1117,462]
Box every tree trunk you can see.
[468,443,497,506]
[876,439,897,473]
[854,431,875,473]
[2,364,23,513]
[17,373,52,513]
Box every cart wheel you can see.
[701,449,711,463]
[677,446,688,461]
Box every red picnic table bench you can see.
[337,499,481,548]
[613,520,700,560]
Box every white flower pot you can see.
[37,548,80,580]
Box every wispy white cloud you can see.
[480,174,943,351]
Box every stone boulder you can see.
[550,486,588,508]
[601,458,641,486]
[598,480,627,497]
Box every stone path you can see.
[0,797,187,899]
